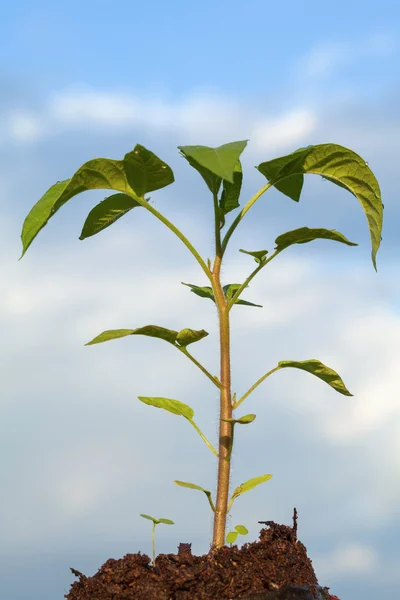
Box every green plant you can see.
[20,140,383,552]
[226,524,249,546]
[140,514,174,565]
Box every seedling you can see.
[140,514,174,565]
[226,524,249,546]
[20,140,383,551]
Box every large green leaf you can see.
[257,144,383,270]
[277,359,353,396]
[138,396,195,420]
[80,193,144,240]
[274,227,358,252]
[178,141,248,194]
[20,144,174,257]
[85,325,208,348]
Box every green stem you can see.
[189,419,219,456]
[152,523,156,565]
[177,346,223,389]
[221,182,272,256]
[135,196,212,282]
[213,190,222,257]
[233,365,281,409]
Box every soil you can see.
[65,509,340,600]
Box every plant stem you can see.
[177,346,223,389]
[210,253,232,549]
[136,197,212,282]
[152,523,155,565]
[221,182,272,255]
[189,419,219,456]
[233,365,281,409]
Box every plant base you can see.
[65,514,339,599]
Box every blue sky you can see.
[1,2,399,600]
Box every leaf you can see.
[140,513,157,522]
[231,474,273,501]
[235,525,248,535]
[79,193,144,240]
[219,160,243,227]
[157,518,174,525]
[223,283,263,308]
[274,227,358,252]
[257,144,383,270]
[181,282,216,302]
[85,325,208,348]
[174,480,216,512]
[221,414,256,424]
[239,249,269,264]
[20,144,174,257]
[178,140,248,194]
[277,359,353,396]
[226,531,238,544]
[138,397,195,420]
[176,328,209,347]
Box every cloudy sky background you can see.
[1,1,400,599]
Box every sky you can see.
[1,1,399,599]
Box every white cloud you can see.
[4,87,317,151]
[314,542,379,579]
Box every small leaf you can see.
[140,514,158,523]
[219,160,243,227]
[138,397,195,420]
[157,518,174,525]
[257,144,383,270]
[239,249,269,264]
[221,414,256,424]
[20,144,174,257]
[174,480,215,512]
[235,525,248,535]
[274,227,358,252]
[181,282,216,303]
[79,193,144,240]
[277,359,353,396]
[178,141,248,194]
[226,531,238,544]
[231,474,273,501]
[223,283,263,308]
[176,328,209,347]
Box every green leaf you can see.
[235,525,248,535]
[181,282,216,302]
[174,480,216,512]
[226,531,238,544]
[178,140,248,194]
[157,518,174,525]
[85,325,208,348]
[79,193,144,240]
[231,474,273,501]
[219,160,243,228]
[137,397,195,420]
[140,514,174,525]
[176,328,209,347]
[274,227,358,252]
[257,144,383,270]
[20,144,174,257]
[221,414,256,424]
[223,283,263,308]
[239,248,269,264]
[277,359,353,396]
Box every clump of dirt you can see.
[65,509,339,599]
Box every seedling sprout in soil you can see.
[20,140,383,560]
[139,514,174,566]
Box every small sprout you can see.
[226,524,249,546]
[140,513,174,566]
